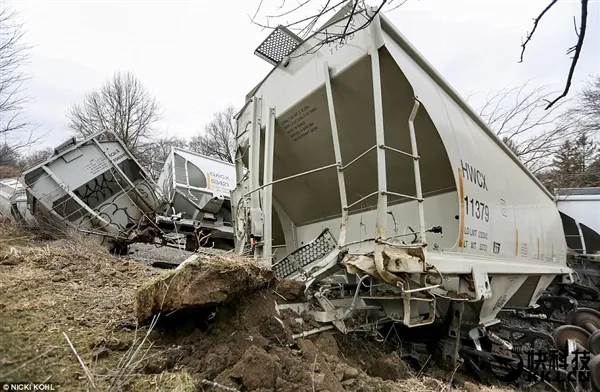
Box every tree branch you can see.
[519,0,558,63]
[544,0,588,110]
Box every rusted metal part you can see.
[552,325,590,354]
[382,245,425,273]
[589,330,600,355]
[435,301,464,371]
[589,354,600,391]
[566,307,600,332]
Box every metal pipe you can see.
[340,145,377,171]
[344,191,379,210]
[292,325,335,339]
[380,144,418,159]
[345,274,370,317]
[402,268,444,294]
[383,191,422,202]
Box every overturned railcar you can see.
[232,4,573,367]
[0,178,35,224]
[155,147,236,251]
[0,178,18,219]
[20,132,164,253]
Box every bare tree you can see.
[141,134,188,165]
[0,6,38,151]
[66,71,162,155]
[561,74,600,135]
[470,81,579,174]
[189,106,236,163]
[136,134,188,178]
[18,146,54,169]
[0,143,20,166]
[249,0,592,109]
[519,0,589,110]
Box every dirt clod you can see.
[226,345,280,390]
[369,351,411,380]
[275,279,305,301]
[313,331,340,357]
[134,254,273,324]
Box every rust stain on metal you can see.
[457,168,465,248]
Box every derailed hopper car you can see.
[0,178,35,224]
[552,188,600,300]
[155,147,236,251]
[232,5,574,371]
[21,132,164,253]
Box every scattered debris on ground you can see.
[0,221,517,391]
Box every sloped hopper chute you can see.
[560,211,586,254]
[581,223,600,255]
[559,211,600,255]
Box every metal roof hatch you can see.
[253,25,303,66]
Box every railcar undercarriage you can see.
[251,229,600,391]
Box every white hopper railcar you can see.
[0,178,35,224]
[155,147,236,251]
[552,188,600,301]
[556,187,600,255]
[20,132,165,253]
[231,4,574,371]
[0,178,17,219]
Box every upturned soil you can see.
[0,221,516,392]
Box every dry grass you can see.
[0,165,21,179]
[0,220,171,390]
[0,221,271,391]
[134,370,196,391]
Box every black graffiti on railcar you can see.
[73,174,120,207]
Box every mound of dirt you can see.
[134,254,274,324]
[143,284,428,392]
[136,262,513,392]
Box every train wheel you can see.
[589,355,600,392]
[566,308,600,355]
[589,331,600,356]
[552,325,590,354]
[566,308,600,329]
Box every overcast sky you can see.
[5,0,600,150]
